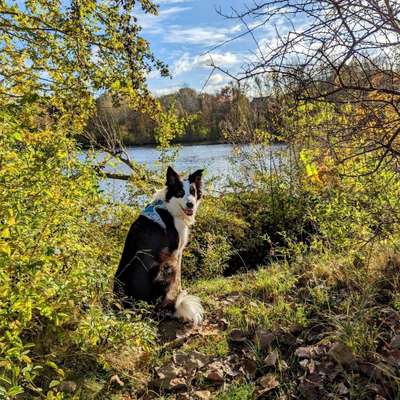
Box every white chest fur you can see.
[174,218,189,253]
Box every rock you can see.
[255,329,275,350]
[193,390,212,400]
[59,381,77,393]
[109,375,124,386]
[389,335,400,349]
[337,382,348,395]
[328,342,356,366]
[264,350,278,367]
[229,328,248,343]
[258,374,279,394]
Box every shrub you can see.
[0,112,155,398]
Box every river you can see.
[93,143,285,202]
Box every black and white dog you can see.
[114,166,204,324]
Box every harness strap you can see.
[140,199,167,230]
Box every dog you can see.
[113,166,204,324]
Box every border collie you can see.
[113,166,204,324]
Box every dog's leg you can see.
[163,251,182,305]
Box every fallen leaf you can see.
[206,370,224,384]
[169,377,187,391]
[254,329,275,350]
[229,328,248,343]
[389,335,400,350]
[264,350,278,367]
[328,342,356,366]
[258,374,279,394]
[295,345,325,360]
[156,364,181,380]
[193,390,212,400]
[337,382,348,395]
[243,358,258,378]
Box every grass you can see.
[215,383,255,400]
[47,245,400,399]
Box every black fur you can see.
[113,209,178,306]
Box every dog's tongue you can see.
[184,208,193,216]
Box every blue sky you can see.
[139,0,287,96]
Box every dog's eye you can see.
[177,190,184,197]
[190,187,195,196]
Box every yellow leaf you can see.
[1,228,10,239]
[0,242,11,256]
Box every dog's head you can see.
[164,166,203,223]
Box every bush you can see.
[0,112,155,398]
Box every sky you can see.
[138,0,284,96]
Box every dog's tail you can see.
[174,290,204,325]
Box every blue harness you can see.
[140,199,167,230]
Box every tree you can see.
[214,0,400,174]
[0,0,168,131]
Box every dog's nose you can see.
[186,201,194,209]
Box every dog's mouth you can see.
[181,207,194,216]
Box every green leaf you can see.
[49,380,60,388]
[7,386,24,396]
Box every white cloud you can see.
[165,24,242,45]
[208,73,226,85]
[200,72,231,93]
[137,6,191,34]
[152,85,185,96]
[172,51,242,76]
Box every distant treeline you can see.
[84,87,279,146]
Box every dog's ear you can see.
[166,166,180,187]
[189,169,204,198]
